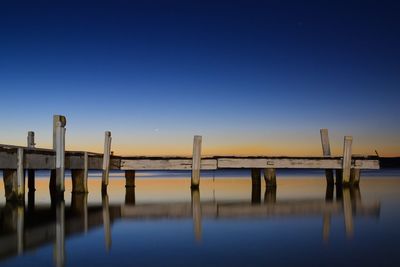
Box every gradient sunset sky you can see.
[0,0,399,156]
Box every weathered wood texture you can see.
[191,135,202,187]
[320,129,334,185]
[102,131,112,188]
[342,136,353,184]
[0,146,379,171]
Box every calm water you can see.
[0,169,399,267]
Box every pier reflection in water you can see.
[0,170,398,267]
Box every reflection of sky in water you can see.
[0,169,399,267]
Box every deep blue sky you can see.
[0,0,399,156]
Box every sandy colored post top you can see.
[320,129,331,156]
[191,135,202,188]
[27,131,35,148]
[53,115,67,149]
[342,136,353,184]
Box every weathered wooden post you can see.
[71,152,88,193]
[27,131,36,192]
[320,129,334,185]
[17,148,25,201]
[251,169,261,204]
[191,135,202,188]
[102,131,112,193]
[191,188,202,241]
[263,168,277,187]
[342,136,353,186]
[350,169,361,186]
[27,131,35,148]
[51,115,66,196]
[264,186,276,203]
[3,148,26,202]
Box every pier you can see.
[0,115,379,202]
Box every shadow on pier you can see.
[0,184,380,267]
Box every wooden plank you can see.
[218,157,379,169]
[342,136,353,184]
[120,158,217,170]
[191,135,202,187]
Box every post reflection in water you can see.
[102,193,112,252]
[53,200,65,267]
[0,176,382,267]
[191,188,202,242]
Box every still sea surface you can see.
[0,169,399,267]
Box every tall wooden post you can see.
[27,131,35,192]
[342,136,353,185]
[191,135,202,188]
[52,115,66,195]
[17,148,25,201]
[102,131,112,192]
[320,129,334,185]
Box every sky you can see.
[0,0,399,156]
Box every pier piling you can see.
[320,129,334,186]
[342,136,353,186]
[53,115,66,195]
[102,131,112,193]
[191,135,202,188]
[71,152,88,193]
[263,168,277,187]
[125,170,135,188]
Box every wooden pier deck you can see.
[0,115,380,202]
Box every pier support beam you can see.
[342,136,353,186]
[350,169,361,187]
[264,186,276,203]
[102,131,112,193]
[125,170,135,188]
[71,152,88,193]
[191,135,202,188]
[251,168,261,204]
[125,187,136,205]
[263,168,276,187]
[320,129,334,186]
[3,148,25,202]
